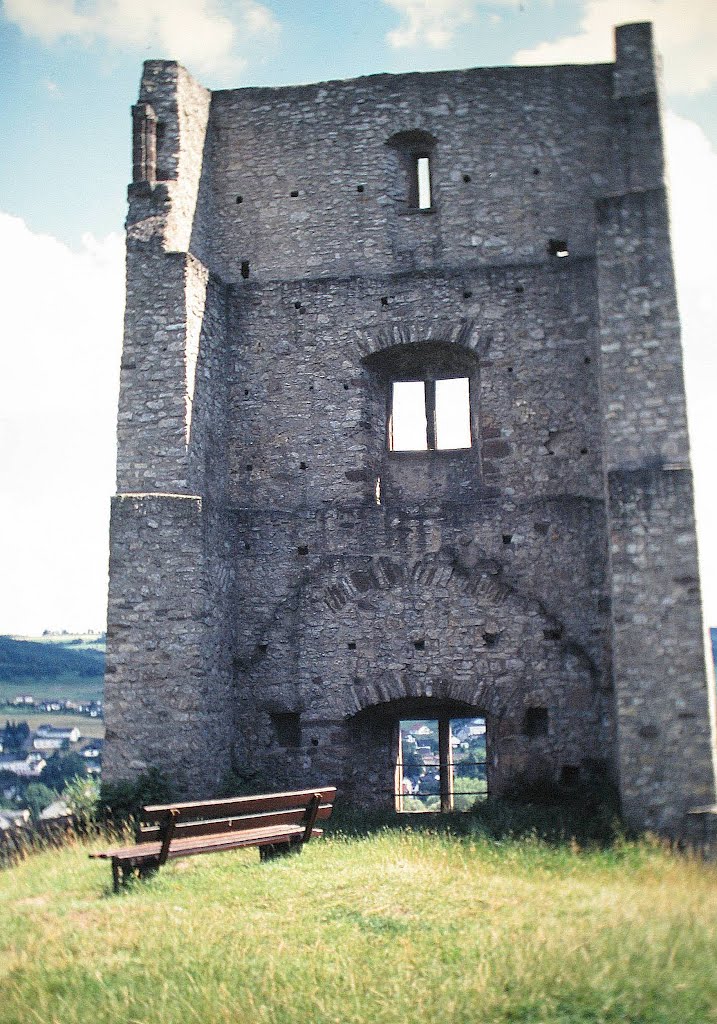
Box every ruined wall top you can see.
[126,23,664,285]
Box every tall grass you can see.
[1,821,715,1024]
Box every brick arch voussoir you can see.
[322,554,598,689]
[324,553,514,613]
[356,317,481,361]
[349,672,406,713]
[347,671,514,721]
[323,556,405,611]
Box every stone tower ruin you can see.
[104,22,717,831]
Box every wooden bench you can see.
[90,786,336,891]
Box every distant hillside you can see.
[0,635,105,681]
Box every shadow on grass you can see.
[325,792,631,849]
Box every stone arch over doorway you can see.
[295,552,605,807]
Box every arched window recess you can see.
[386,129,437,213]
[366,342,478,453]
[350,696,488,813]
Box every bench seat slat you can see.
[90,824,324,863]
[91,822,303,859]
[165,828,323,861]
[141,787,336,824]
[138,803,333,842]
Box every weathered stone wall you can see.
[130,61,212,258]
[596,189,688,470]
[593,23,717,828]
[103,494,233,791]
[231,500,611,805]
[103,21,717,829]
[117,249,190,493]
[608,469,716,828]
[205,64,614,283]
[226,258,603,510]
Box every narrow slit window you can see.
[390,381,428,451]
[416,156,431,209]
[386,131,437,212]
[435,377,471,450]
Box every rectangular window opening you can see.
[435,377,472,450]
[395,716,487,812]
[416,155,431,210]
[390,377,472,453]
[390,381,428,451]
[271,712,301,748]
[524,707,549,739]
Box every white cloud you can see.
[513,0,717,96]
[383,0,518,49]
[2,0,279,78]
[4,0,89,40]
[664,112,717,623]
[0,212,124,634]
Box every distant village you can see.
[0,709,103,831]
[3,693,103,717]
[398,718,487,812]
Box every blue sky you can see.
[0,0,716,633]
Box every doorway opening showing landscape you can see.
[395,717,487,812]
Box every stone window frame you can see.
[368,342,480,457]
[386,129,438,214]
[394,715,488,813]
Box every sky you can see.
[0,0,715,635]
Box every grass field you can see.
[0,709,105,740]
[0,675,103,705]
[0,823,715,1024]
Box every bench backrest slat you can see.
[138,803,333,843]
[142,787,336,825]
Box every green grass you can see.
[0,675,103,705]
[0,823,715,1024]
[0,709,105,739]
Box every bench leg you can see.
[112,857,160,892]
[260,841,300,861]
[138,860,160,881]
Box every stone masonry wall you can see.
[204,63,615,284]
[608,469,717,828]
[226,258,603,511]
[595,23,717,828]
[103,22,717,830]
[103,494,229,790]
[230,499,611,805]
